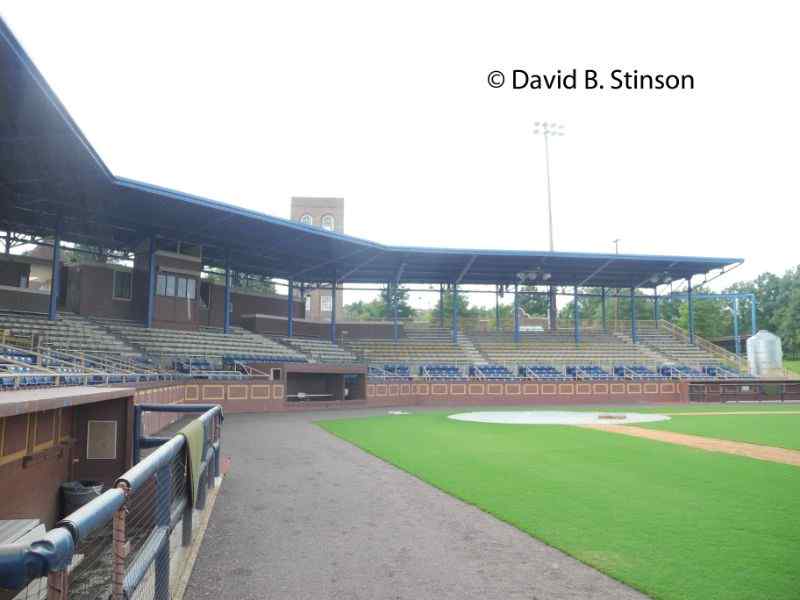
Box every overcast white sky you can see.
[3,2,798,309]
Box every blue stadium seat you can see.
[420,364,464,379]
[471,365,514,379]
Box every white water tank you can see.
[746,330,783,377]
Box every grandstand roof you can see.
[0,18,742,289]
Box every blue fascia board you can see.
[114,174,743,269]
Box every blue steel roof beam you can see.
[455,254,478,284]
[394,261,407,286]
[634,261,679,288]
[336,251,386,283]
[576,258,615,287]
[289,247,375,280]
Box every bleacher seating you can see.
[613,365,660,379]
[566,365,610,379]
[93,319,306,363]
[420,364,464,379]
[471,331,665,367]
[622,325,733,368]
[278,336,358,363]
[344,327,472,366]
[518,365,564,379]
[0,311,142,358]
[174,358,244,380]
[384,364,411,377]
[471,365,514,379]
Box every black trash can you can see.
[61,480,104,516]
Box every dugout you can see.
[0,387,134,527]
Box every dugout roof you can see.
[0,18,742,289]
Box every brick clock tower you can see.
[290,197,345,321]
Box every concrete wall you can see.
[66,264,136,320]
[364,379,690,407]
[135,377,690,416]
[202,284,305,328]
[241,313,399,339]
[0,286,49,312]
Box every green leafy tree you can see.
[344,286,416,321]
[517,286,550,316]
[432,289,472,323]
[381,286,416,319]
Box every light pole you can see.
[534,122,565,330]
[613,238,621,254]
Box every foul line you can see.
[664,410,800,416]
[581,424,800,467]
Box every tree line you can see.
[342,266,800,356]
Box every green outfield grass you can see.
[785,359,800,375]
[640,413,800,451]
[560,403,800,414]
[319,412,800,600]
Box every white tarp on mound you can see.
[447,411,671,425]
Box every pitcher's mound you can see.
[448,411,670,425]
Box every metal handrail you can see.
[656,320,749,372]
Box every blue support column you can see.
[495,286,501,332]
[600,287,607,332]
[223,250,231,334]
[392,283,399,342]
[513,283,520,343]
[573,286,580,344]
[48,216,62,321]
[687,279,694,344]
[299,283,306,317]
[733,297,741,357]
[750,295,757,336]
[452,284,459,343]
[287,280,294,337]
[630,288,638,343]
[654,293,660,327]
[145,237,156,328]
[439,284,445,328]
[330,280,337,343]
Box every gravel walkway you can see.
[186,408,649,600]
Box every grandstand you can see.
[0,13,775,396]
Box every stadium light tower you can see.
[533,122,565,251]
[534,122,565,330]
